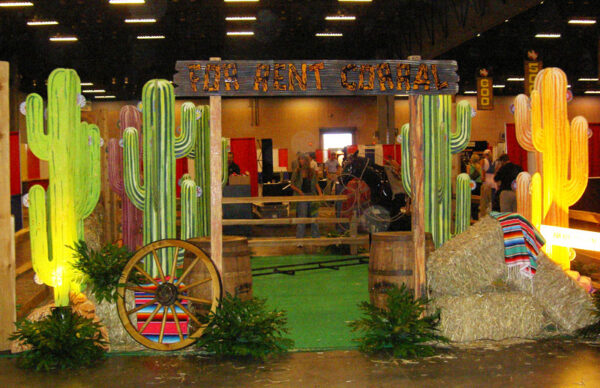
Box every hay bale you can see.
[431,292,545,342]
[427,216,506,296]
[520,253,596,332]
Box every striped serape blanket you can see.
[490,212,546,279]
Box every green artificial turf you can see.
[251,254,369,351]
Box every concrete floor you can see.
[1,339,600,387]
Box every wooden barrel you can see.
[369,232,434,309]
[187,236,252,301]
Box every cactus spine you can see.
[517,68,589,270]
[123,80,196,274]
[108,106,143,250]
[401,95,472,248]
[27,69,101,306]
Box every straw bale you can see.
[521,253,596,332]
[431,292,545,342]
[427,216,506,296]
[88,292,144,351]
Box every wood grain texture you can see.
[248,235,368,247]
[175,60,459,97]
[410,95,426,299]
[222,217,350,226]
[0,61,16,351]
[222,194,346,204]
[210,93,223,273]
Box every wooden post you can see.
[209,58,223,273]
[409,96,426,299]
[377,95,395,144]
[0,61,17,351]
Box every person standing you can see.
[323,152,341,195]
[468,153,483,220]
[227,151,240,176]
[493,155,523,212]
[290,154,323,242]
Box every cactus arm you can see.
[530,89,544,153]
[29,185,51,285]
[531,172,542,231]
[77,123,101,221]
[450,100,471,154]
[188,149,196,159]
[516,172,532,222]
[108,138,125,197]
[564,116,589,206]
[175,102,196,159]
[123,127,145,210]
[180,178,198,240]
[514,94,535,152]
[454,173,471,235]
[25,93,50,160]
[222,138,228,185]
[400,123,412,197]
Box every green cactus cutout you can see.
[27,69,101,306]
[123,80,196,275]
[401,95,472,248]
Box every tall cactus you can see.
[401,95,472,248]
[27,69,101,306]
[108,106,143,250]
[525,68,588,270]
[123,80,196,274]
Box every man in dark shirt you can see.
[493,155,522,212]
[228,151,240,176]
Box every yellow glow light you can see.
[540,225,600,252]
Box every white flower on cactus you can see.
[99,137,105,147]
[88,135,93,146]
[178,177,183,187]
[509,103,515,115]
[196,108,202,120]
[469,180,477,191]
[471,106,476,118]
[196,186,203,198]
[119,138,124,148]
[588,128,593,139]
[78,94,86,108]
[33,273,43,285]
[19,101,26,116]
[137,101,143,112]
[22,193,29,208]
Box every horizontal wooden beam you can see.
[223,217,350,226]
[248,235,368,247]
[570,210,600,224]
[223,195,346,205]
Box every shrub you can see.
[196,294,294,360]
[71,241,133,303]
[10,307,107,371]
[349,284,448,358]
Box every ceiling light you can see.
[568,19,596,25]
[0,2,33,6]
[476,33,481,37]
[316,32,343,37]
[125,18,156,23]
[493,85,506,88]
[95,95,116,99]
[395,94,408,98]
[584,90,600,95]
[109,0,145,4]
[227,31,254,36]
[224,0,259,2]
[325,15,356,21]
[27,20,59,26]
[464,91,477,94]
[137,35,165,39]
[338,0,372,2]
[49,36,78,42]
[535,33,561,38]
[225,16,256,21]
[80,82,94,86]
[82,89,106,93]
[578,77,599,82]
[507,77,525,81]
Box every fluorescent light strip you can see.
[80,82,94,86]
[137,35,165,39]
[325,15,356,21]
[224,0,259,2]
[0,2,33,6]
[227,31,254,36]
[338,0,372,2]
[535,33,561,38]
[507,77,525,81]
[27,20,59,26]
[568,19,596,25]
[125,18,156,23]
[316,32,343,37]
[578,78,599,82]
[50,36,78,42]
[493,85,506,88]
[95,95,116,99]
[225,16,256,21]
[585,91,600,94]
[464,91,477,94]
[109,0,145,4]
[82,89,106,93]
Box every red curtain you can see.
[589,124,600,177]
[10,133,21,195]
[175,158,188,198]
[382,144,402,164]
[230,137,258,196]
[505,123,528,171]
[278,149,288,168]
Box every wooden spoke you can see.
[175,301,202,327]
[133,264,159,286]
[178,295,212,305]
[126,284,157,294]
[175,256,201,286]
[127,298,157,316]
[170,305,184,341]
[158,306,168,344]
[152,249,167,282]
[178,277,211,292]
[169,246,180,283]
[138,304,162,334]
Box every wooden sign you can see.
[524,60,542,96]
[476,77,493,110]
[174,60,459,97]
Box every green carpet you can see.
[251,254,368,351]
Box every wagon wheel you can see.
[116,239,222,351]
